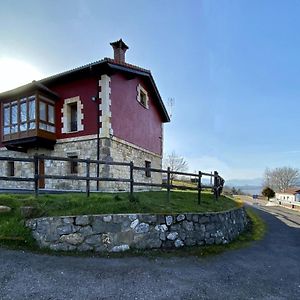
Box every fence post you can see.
[34,154,39,197]
[198,171,202,205]
[167,167,171,202]
[130,161,134,196]
[86,158,90,197]
[214,171,218,200]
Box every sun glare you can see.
[0,58,43,93]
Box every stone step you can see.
[0,206,12,213]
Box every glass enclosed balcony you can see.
[1,82,59,151]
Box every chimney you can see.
[110,39,129,64]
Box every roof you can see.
[278,187,300,194]
[0,80,59,100]
[0,58,170,122]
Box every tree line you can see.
[262,166,300,200]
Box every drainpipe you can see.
[91,79,100,191]
[96,85,100,191]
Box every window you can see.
[140,90,147,107]
[39,97,55,133]
[2,95,45,136]
[145,161,151,177]
[7,161,15,177]
[137,84,149,109]
[69,103,78,132]
[61,97,84,133]
[69,155,78,174]
[3,97,36,135]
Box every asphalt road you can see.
[1,200,300,300]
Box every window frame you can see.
[145,160,151,177]
[2,94,56,138]
[38,95,56,133]
[137,84,149,109]
[7,161,15,177]
[69,155,78,174]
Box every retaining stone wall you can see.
[26,207,248,252]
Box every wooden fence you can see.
[0,155,225,204]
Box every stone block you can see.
[205,224,215,232]
[133,232,161,249]
[167,232,178,241]
[174,239,184,248]
[159,232,166,241]
[134,223,149,234]
[128,214,137,221]
[49,243,76,251]
[176,214,185,222]
[165,215,173,226]
[140,215,157,224]
[75,215,90,226]
[114,231,134,245]
[25,219,37,230]
[192,215,199,223]
[111,244,130,252]
[63,217,74,224]
[78,226,93,236]
[85,234,101,245]
[92,221,121,233]
[103,215,112,222]
[154,224,168,232]
[0,205,11,213]
[182,221,194,231]
[60,233,84,245]
[186,214,192,221]
[199,216,210,223]
[57,224,75,235]
[130,219,139,229]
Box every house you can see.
[0,39,170,191]
[275,188,300,205]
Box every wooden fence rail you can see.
[0,155,225,204]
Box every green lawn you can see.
[0,191,238,249]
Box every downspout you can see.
[90,65,100,191]
[96,79,100,191]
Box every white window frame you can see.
[61,96,84,133]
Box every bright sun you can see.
[0,58,43,93]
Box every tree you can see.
[163,151,188,184]
[263,167,299,192]
[262,187,275,200]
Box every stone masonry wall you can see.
[0,136,162,191]
[26,207,248,252]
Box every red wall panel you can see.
[50,77,99,139]
[111,73,163,155]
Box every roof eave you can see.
[107,63,170,123]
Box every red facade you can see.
[0,40,170,155]
[111,73,163,155]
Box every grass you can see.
[0,191,265,256]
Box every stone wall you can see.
[0,135,162,191]
[26,207,248,252]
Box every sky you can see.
[1,0,300,181]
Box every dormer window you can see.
[137,84,149,109]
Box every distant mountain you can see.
[225,178,263,187]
